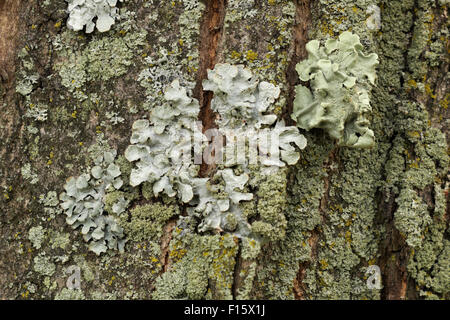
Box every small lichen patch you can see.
[33,255,56,277]
[120,203,178,242]
[28,226,46,249]
[153,234,238,300]
[54,288,85,300]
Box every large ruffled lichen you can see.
[125,79,254,235]
[66,0,124,33]
[203,63,307,167]
[59,150,127,255]
[125,63,307,237]
[187,168,254,235]
[203,64,280,129]
[292,31,379,148]
[124,80,202,202]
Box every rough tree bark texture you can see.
[0,0,448,300]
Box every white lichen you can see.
[25,104,48,122]
[66,0,124,33]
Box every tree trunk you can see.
[0,0,448,300]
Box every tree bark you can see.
[0,0,448,300]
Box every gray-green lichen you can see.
[202,63,307,168]
[153,233,238,300]
[28,226,46,249]
[126,63,306,237]
[119,203,178,242]
[59,150,127,255]
[203,63,281,129]
[56,28,147,97]
[33,255,56,277]
[292,31,379,148]
[124,80,201,195]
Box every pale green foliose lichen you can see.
[292,31,379,148]
[59,150,127,255]
[124,80,202,199]
[203,63,307,167]
[126,63,306,237]
[203,63,280,129]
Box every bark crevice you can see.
[284,0,312,125]
[285,0,314,300]
[194,0,227,178]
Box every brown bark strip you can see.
[293,261,309,299]
[0,0,26,299]
[194,0,226,178]
[0,0,21,85]
[0,0,23,194]
[378,189,409,300]
[285,0,313,300]
[160,218,177,272]
[284,0,311,124]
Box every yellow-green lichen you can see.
[292,31,379,148]
[54,288,85,300]
[28,226,46,249]
[153,234,238,300]
[250,170,288,242]
[33,255,56,277]
[119,203,178,242]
